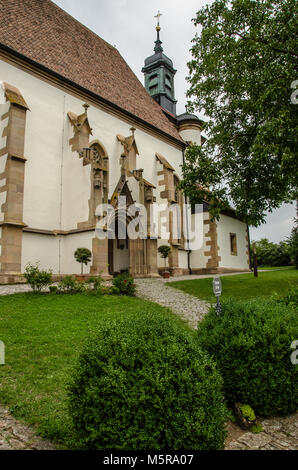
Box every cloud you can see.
[250,203,296,243]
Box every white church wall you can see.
[61,97,91,230]
[217,215,249,269]
[178,249,188,269]
[0,60,64,230]
[21,232,60,273]
[0,96,9,224]
[60,232,93,275]
[190,211,209,269]
[0,58,192,275]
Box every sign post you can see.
[0,341,5,365]
[212,277,222,316]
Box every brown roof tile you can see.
[0,0,183,142]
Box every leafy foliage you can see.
[197,297,298,416]
[112,272,136,296]
[181,0,298,225]
[68,310,228,450]
[251,238,291,267]
[239,404,255,422]
[24,262,52,292]
[276,285,298,310]
[288,217,298,268]
[85,275,104,291]
[74,248,92,274]
[56,276,86,294]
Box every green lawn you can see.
[0,293,188,449]
[168,269,298,302]
[258,266,294,271]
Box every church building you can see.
[0,0,250,282]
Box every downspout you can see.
[182,146,192,274]
[247,223,252,270]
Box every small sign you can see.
[213,277,222,296]
[0,341,5,365]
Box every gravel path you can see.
[0,284,32,296]
[135,279,209,329]
[225,413,298,450]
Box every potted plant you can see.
[74,247,92,281]
[158,245,171,278]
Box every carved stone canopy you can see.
[117,127,139,158]
[2,82,29,110]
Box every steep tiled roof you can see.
[0,0,183,142]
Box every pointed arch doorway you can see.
[106,176,159,278]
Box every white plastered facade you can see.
[0,58,250,277]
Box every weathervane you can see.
[154,10,162,30]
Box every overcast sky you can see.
[53,0,296,243]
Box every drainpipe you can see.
[182,147,192,275]
[247,223,252,270]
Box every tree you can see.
[180,0,298,226]
[250,238,291,267]
[74,248,92,275]
[158,245,171,269]
[288,217,298,268]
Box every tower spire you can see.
[142,11,177,115]
[154,10,163,53]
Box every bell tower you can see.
[142,11,177,115]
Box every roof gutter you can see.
[0,43,186,149]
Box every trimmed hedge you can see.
[197,298,298,417]
[68,311,227,450]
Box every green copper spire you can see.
[142,11,177,115]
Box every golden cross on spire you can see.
[154,10,162,30]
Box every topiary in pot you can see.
[67,310,228,450]
[74,248,92,275]
[197,297,298,417]
[158,245,171,277]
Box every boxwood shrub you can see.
[67,311,227,450]
[197,298,298,417]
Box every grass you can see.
[0,293,189,449]
[258,265,294,271]
[168,268,298,302]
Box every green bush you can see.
[24,262,52,292]
[197,298,298,416]
[68,311,227,450]
[85,276,104,291]
[57,276,86,294]
[276,286,298,310]
[112,272,136,296]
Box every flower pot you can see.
[162,271,170,279]
[75,274,86,283]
